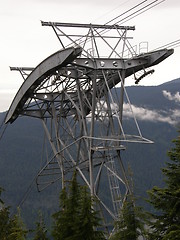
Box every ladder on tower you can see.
[106,155,122,218]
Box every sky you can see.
[0,0,180,112]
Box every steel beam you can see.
[41,21,135,30]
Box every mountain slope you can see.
[0,78,179,227]
[125,78,180,111]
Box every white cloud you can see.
[123,103,180,125]
[162,90,180,103]
[92,100,180,126]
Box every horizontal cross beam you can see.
[41,21,135,31]
[10,67,34,71]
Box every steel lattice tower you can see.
[5,21,173,234]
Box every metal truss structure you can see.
[5,21,173,234]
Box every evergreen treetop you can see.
[52,171,105,240]
[33,211,49,240]
[147,132,180,239]
[7,208,27,240]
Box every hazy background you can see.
[0,0,180,111]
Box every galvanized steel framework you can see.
[5,21,173,234]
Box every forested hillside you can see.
[0,78,179,228]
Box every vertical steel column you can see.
[51,102,65,189]
[118,69,131,196]
[88,71,97,196]
[119,69,126,127]
[75,69,93,195]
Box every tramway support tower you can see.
[5,21,173,233]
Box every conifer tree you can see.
[77,186,105,240]
[147,132,180,239]
[0,188,28,240]
[110,193,148,240]
[52,171,105,240]
[0,187,12,240]
[7,208,27,240]
[52,172,81,240]
[0,187,3,204]
[33,212,49,240]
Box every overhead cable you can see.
[153,39,180,50]
[117,0,166,25]
[92,0,133,24]
[58,0,165,50]
[105,0,148,25]
[17,175,37,209]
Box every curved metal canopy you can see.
[5,47,82,123]
[5,47,173,124]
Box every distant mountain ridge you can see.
[160,77,180,86]
[125,78,180,111]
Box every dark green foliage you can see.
[0,207,11,239]
[52,172,105,240]
[52,173,80,240]
[0,189,27,240]
[110,193,148,240]
[33,212,49,240]
[0,186,4,204]
[0,187,12,240]
[77,186,105,240]
[7,208,27,240]
[147,132,180,239]
[0,209,11,238]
